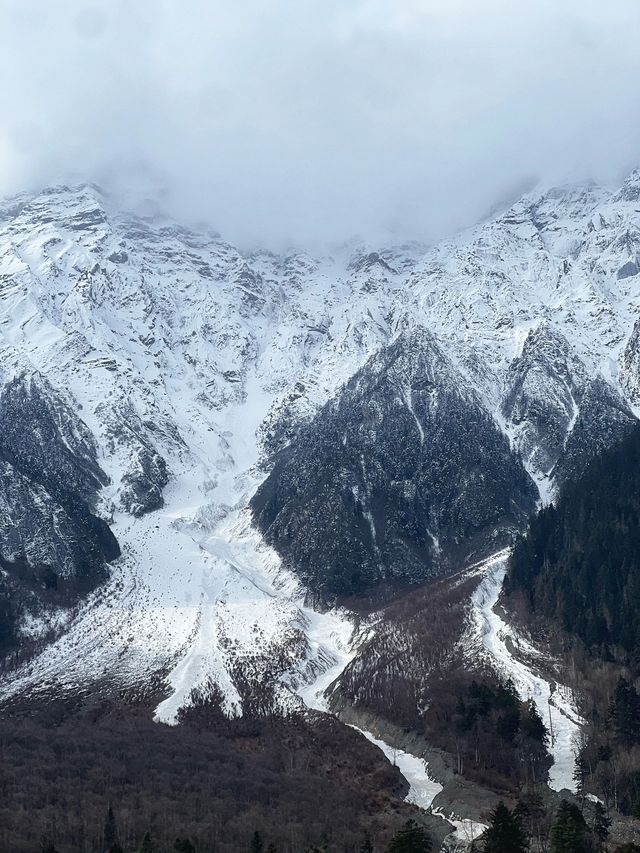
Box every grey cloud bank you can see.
[2,0,640,246]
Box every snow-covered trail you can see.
[469,552,584,792]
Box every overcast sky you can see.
[2,0,640,246]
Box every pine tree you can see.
[481,802,528,853]
[386,819,432,853]
[317,832,331,851]
[360,834,374,853]
[592,802,611,850]
[574,754,588,806]
[515,791,545,850]
[609,678,640,745]
[250,831,264,853]
[550,800,590,853]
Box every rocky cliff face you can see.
[552,377,637,484]
[501,324,586,479]
[252,329,537,604]
[621,317,640,406]
[501,323,637,490]
[0,373,119,651]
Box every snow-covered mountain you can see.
[0,171,639,727]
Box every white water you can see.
[469,552,584,792]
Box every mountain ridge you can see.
[0,171,638,726]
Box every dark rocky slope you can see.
[251,329,538,604]
[0,373,119,652]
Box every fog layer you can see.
[2,0,640,245]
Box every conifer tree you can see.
[521,700,547,743]
[573,755,588,807]
[515,791,546,850]
[104,806,119,851]
[360,833,374,853]
[550,800,591,853]
[592,802,611,850]
[138,831,155,853]
[317,831,331,851]
[609,678,640,745]
[482,802,528,853]
[386,819,432,853]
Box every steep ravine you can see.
[467,553,584,793]
[296,548,585,848]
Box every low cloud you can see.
[2,0,640,246]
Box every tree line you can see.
[39,815,434,853]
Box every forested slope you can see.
[507,425,640,668]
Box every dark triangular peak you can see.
[251,327,537,606]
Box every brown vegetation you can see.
[0,703,411,853]
[334,568,551,795]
